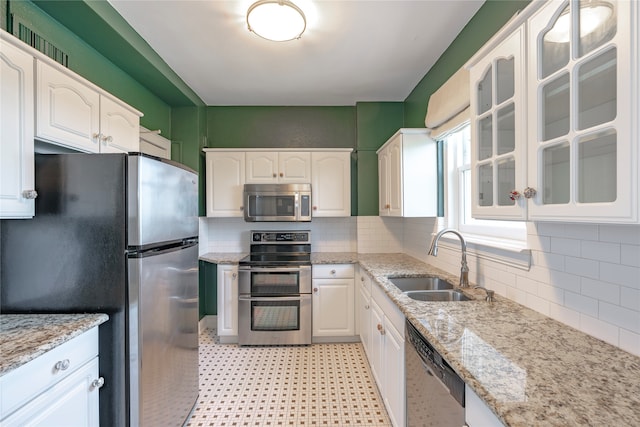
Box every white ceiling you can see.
[108,0,484,106]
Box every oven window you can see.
[251,300,300,331]
[251,272,299,295]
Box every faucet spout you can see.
[427,228,469,288]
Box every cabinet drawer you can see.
[0,327,99,419]
[313,264,354,279]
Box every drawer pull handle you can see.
[330,269,336,275]
[91,377,105,389]
[54,359,70,371]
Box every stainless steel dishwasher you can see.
[405,320,465,426]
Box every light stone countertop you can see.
[0,313,109,376]
[199,252,248,264]
[196,251,640,425]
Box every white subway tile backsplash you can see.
[621,244,640,267]
[579,314,620,347]
[534,251,565,272]
[599,262,640,289]
[581,240,620,263]
[619,329,640,356]
[536,222,599,241]
[549,237,581,256]
[599,302,640,333]
[620,286,640,311]
[599,224,640,245]
[580,277,620,305]
[525,293,551,316]
[515,276,539,292]
[565,256,600,279]
[537,283,564,305]
[565,291,599,317]
[548,303,581,330]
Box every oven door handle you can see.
[238,266,310,273]
[238,295,307,302]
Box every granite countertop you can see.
[199,252,248,264]
[358,253,640,427]
[0,313,109,376]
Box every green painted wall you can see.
[404,0,531,127]
[198,261,217,320]
[5,0,174,137]
[355,102,404,215]
[207,106,356,149]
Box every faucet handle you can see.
[474,286,494,302]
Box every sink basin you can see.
[389,276,454,292]
[404,289,471,302]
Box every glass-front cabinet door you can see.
[527,0,636,222]
[470,27,527,220]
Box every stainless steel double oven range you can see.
[238,230,312,346]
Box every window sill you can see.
[438,233,531,271]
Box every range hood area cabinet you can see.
[377,129,438,217]
[203,148,352,218]
[466,0,640,224]
[0,29,142,219]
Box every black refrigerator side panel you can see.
[1,153,129,427]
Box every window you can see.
[442,124,527,247]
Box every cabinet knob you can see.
[385,204,390,209]
[377,324,385,335]
[364,304,370,310]
[360,276,365,282]
[313,206,318,211]
[91,377,105,389]
[313,287,319,293]
[22,190,38,199]
[523,187,537,199]
[279,172,284,177]
[232,273,237,279]
[272,173,277,178]
[240,206,244,211]
[509,190,521,201]
[100,135,113,144]
[330,269,336,275]
[92,132,101,141]
[54,359,70,371]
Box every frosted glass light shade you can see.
[247,0,306,42]
[545,3,613,43]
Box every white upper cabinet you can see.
[377,129,438,217]
[311,151,351,217]
[205,151,246,217]
[469,26,528,220]
[467,0,639,223]
[36,60,141,154]
[0,37,36,218]
[526,0,636,222]
[245,151,311,183]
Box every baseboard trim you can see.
[199,315,217,334]
[312,336,360,344]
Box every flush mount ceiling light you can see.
[246,0,306,42]
[545,2,613,43]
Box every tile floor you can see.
[185,329,391,426]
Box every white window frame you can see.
[439,123,531,268]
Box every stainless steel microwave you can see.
[243,183,312,222]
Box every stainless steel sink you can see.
[404,289,471,302]
[388,276,454,292]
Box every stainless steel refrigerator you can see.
[1,153,199,427]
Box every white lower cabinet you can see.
[356,268,372,359]
[465,385,504,427]
[217,264,239,342]
[365,282,405,427]
[312,264,355,340]
[0,327,101,427]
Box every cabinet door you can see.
[1,41,35,218]
[36,61,100,152]
[387,138,403,216]
[245,151,278,183]
[2,357,100,427]
[99,96,140,153]
[383,321,405,427]
[527,0,635,222]
[312,278,355,336]
[279,151,311,182]
[206,152,245,217]
[378,148,390,215]
[357,273,372,357]
[470,26,527,220]
[217,265,238,336]
[368,300,384,391]
[311,151,351,217]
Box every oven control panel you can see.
[251,231,311,244]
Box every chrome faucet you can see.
[427,228,469,288]
[474,286,495,302]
